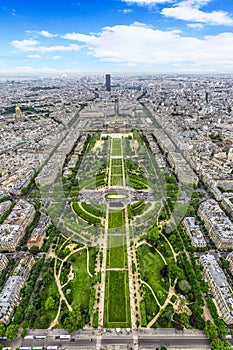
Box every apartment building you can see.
[182,217,206,247]
[0,255,35,324]
[198,200,233,250]
[0,200,35,251]
[0,253,8,274]
[226,252,233,275]
[200,254,233,325]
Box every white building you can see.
[183,217,206,247]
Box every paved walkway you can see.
[98,206,109,328]
[125,206,137,330]
[48,246,86,329]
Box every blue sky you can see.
[0,0,233,75]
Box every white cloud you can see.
[119,9,133,14]
[11,39,39,50]
[62,23,233,70]
[122,0,172,4]
[11,9,17,16]
[179,0,211,7]
[11,39,80,53]
[161,1,233,25]
[39,30,57,38]
[38,44,80,53]
[52,55,62,59]
[27,54,41,59]
[187,23,203,29]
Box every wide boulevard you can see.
[2,328,214,350]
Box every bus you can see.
[47,347,58,350]
[32,347,44,350]
[24,335,35,340]
[59,335,71,340]
[20,347,32,350]
[35,335,46,339]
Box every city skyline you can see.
[0,0,233,76]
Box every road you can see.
[2,328,213,350]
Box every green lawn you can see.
[137,244,168,305]
[108,209,125,233]
[111,175,123,186]
[107,235,127,268]
[110,158,123,186]
[127,175,148,190]
[143,284,160,323]
[66,249,94,312]
[104,270,131,327]
[157,235,175,267]
[73,202,102,226]
[111,158,122,166]
[111,165,122,175]
[112,138,122,157]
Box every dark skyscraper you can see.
[106,74,111,91]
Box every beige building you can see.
[200,254,233,325]
[0,254,8,274]
[198,200,233,250]
[0,200,35,251]
[226,252,233,275]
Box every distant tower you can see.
[106,74,111,92]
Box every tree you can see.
[210,339,232,350]
[178,280,191,294]
[222,260,230,269]
[25,304,35,321]
[6,324,19,340]
[13,306,24,323]
[168,263,183,281]
[147,227,160,246]
[157,290,164,301]
[63,306,83,333]
[29,246,40,255]
[35,315,50,328]
[0,324,5,337]
[218,324,227,339]
[204,320,218,339]
[160,265,168,278]
[42,271,53,285]
[45,296,55,311]
[21,329,26,338]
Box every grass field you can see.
[143,284,160,322]
[108,209,125,234]
[104,270,131,327]
[110,175,123,186]
[111,138,122,157]
[67,248,95,311]
[137,244,168,305]
[111,158,123,186]
[107,235,127,268]
[111,158,122,166]
[127,174,148,190]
